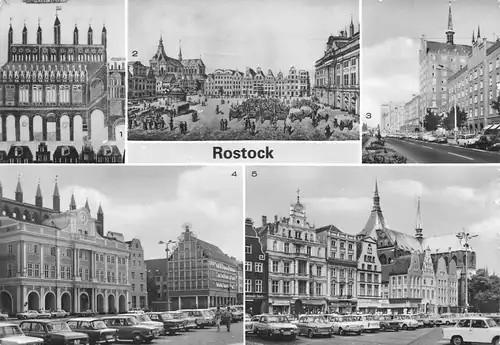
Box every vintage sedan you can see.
[441,313,460,326]
[17,311,40,320]
[36,311,51,320]
[119,314,163,336]
[253,314,298,340]
[178,310,212,328]
[245,315,261,334]
[0,323,44,345]
[100,316,158,344]
[358,314,380,333]
[325,315,363,335]
[50,310,69,319]
[145,312,184,335]
[442,317,500,345]
[66,318,117,345]
[295,315,333,338]
[170,311,197,330]
[394,314,418,330]
[75,311,95,318]
[429,314,445,327]
[414,314,433,328]
[0,311,9,321]
[376,315,400,332]
[19,320,89,345]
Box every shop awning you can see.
[270,300,290,306]
[484,124,494,131]
[302,300,326,306]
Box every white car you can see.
[457,134,478,147]
[120,313,164,336]
[394,314,418,330]
[245,315,261,334]
[50,309,69,318]
[252,314,298,340]
[0,311,8,320]
[16,311,39,320]
[358,314,380,332]
[0,323,44,345]
[442,317,500,345]
[325,315,363,335]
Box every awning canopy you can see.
[302,300,326,306]
[270,300,290,306]
[484,124,494,130]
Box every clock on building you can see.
[78,211,88,225]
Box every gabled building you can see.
[355,236,382,313]
[245,218,268,315]
[386,252,423,314]
[126,238,147,310]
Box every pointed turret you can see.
[8,19,13,62]
[84,198,90,211]
[73,24,79,45]
[15,175,23,203]
[445,0,455,45]
[178,39,182,61]
[477,25,481,39]
[53,176,60,212]
[69,191,77,210]
[350,14,355,37]
[54,13,61,45]
[415,197,423,240]
[101,24,107,48]
[35,178,43,208]
[37,19,42,45]
[87,24,93,45]
[472,30,475,44]
[96,203,104,236]
[373,179,381,212]
[22,23,27,45]
[357,179,387,239]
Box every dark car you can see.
[376,315,400,332]
[415,314,433,328]
[19,320,89,345]
[100,316,158,344]
[145,312,184,335]
[75,311,96,318]
[66,318,117,345]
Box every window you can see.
[132,284,135,291]
[271,281,279,293]
[46,85,57,105]
[245,262,252,272]
[245,279,252,292]
[19,85,29,105]
[245,245,251,254]
[32,85,43,105]
[72,85,83,104]
[255,280,263,293]
[272,261,279,273]
[7,264,13,277]
[255,263,263,273]
[59,85,70,104]
[7,245,12,254]
[316,266,322,276]
[284,243,289,253]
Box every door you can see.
[20,322,32,336]
[470,319,489,343]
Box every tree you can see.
[469,269,500,313]
[147,274,159,308]
[443,106,467,131]
[492,96,500,115]
[362,122,368,132]
[423,109,441,131]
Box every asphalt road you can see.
[384,138,500,163]
[246,327,444,345]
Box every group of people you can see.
[214,306,234,332]
[179,121,189,134]
[219,119,229,131]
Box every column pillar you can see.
[195,295,199,308]
[40,246,44,278]
[178,296,181,310]
[22,242,27,276]
[15,115,20,141]
[125,258,129,284]
[103,291,108,313]
[74,249,78,278]
[56,247,61,279]
[56,288,61,309]
[92,289,97,312]
[115,256,119,284]
[104,255,108,282]
[74,288,78,312]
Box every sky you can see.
[362,0,500,127]
[0,166,244,261]
[0,0,126,65]
[128,0,358,78]
[246,166,500,274]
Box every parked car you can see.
[358,314,380,333]
[178,309,212,328]
[17,311,40,320]
[145,312,184,335]
[394,315,418,330]
[127,309,144,314]
[100,316,158,344]
[245,315,261,334]
[457,134,478,147]
[36,311,51,320]
[409,314,424,328]
[19,320,89,345]
[252,314,298,340]
[119,314,163,336]
[75,311,95,318]
[441,313,460,326]
[436,136,448,143]
[295,315,333,338]
[66,318,117,345]
[376,315,400,332]
[429,314,445,327]
[169,311,197,330]
[0,310,8,321]
[0,323,44,345]
[325,314,363,335]
[50,310,69,319]
[442,317,500,345]
[415,314,433,328]
[229,307,243,322]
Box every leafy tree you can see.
[469,269,500,313]
[443,106,467,131]
[423,109,441,131]
[362,122,368,132]
[147,274,159,308]
[492,96,500,115]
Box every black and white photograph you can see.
[127,0,360,142]
[361,0,500,164]
[0,166,244,345]
[0,0,126,164]
[245,166,500,345]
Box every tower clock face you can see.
[79,211,88,225]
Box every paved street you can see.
[383,137,500,163]
[246,327,444,345]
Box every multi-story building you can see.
[357,181,471,313]
[448,36,500,132]
[419,2,471,114]
[421,247,437,313]
[245,218,268,315]
[0,16,114,153]
[386,252,423,314]
[380,104,390,133]
[204,66,310,98]
[0,176,133,316]
[107,57,125,142]
[404,95,422,131]
[127,61,156,99]
[314,18,360,114]
[435,255,458,314]
[256,192,328,315]
[380,102,406,132]
[146,225,240,311]
[316,225,358,314]
[127,238,147,310]
[355,236,382,313]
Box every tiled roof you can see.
[357,209,386,237]
[381,264,393,283]
[97,145,121,157]
[421,234,467,253]
[181,59,205,67]
[53,145,78,159]
[246,219,258,237]
[425,41,472,55]
[316,224,343,234]
[389,255,412,275]
[487,39,500,55]
[386,229,422,253]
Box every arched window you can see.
[379,254,387,265]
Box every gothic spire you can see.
[97,203,103,215]
[472,30,475,44]
[477,25,481,39]
[70,190,76,210]
[178,39,182,61]
[415,197,423,239]
[53,176,60,197]
[36,178,42,198]
[84,197,90,211]
[445,0,455,45]
[373,179,381,212]
[15,174,23,203]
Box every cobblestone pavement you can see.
[246,327,444,345]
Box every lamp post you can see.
[456,230,478,313]
[158,240,176,311]
[437,64,458,141]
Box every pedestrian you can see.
[214,306,222,332]
[221,307,232,332]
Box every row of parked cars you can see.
[0,307,244,345]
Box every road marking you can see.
[448,152,474,161]
[421,146,434,150]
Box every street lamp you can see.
[158,240,176,311]
[437,64,458,142]
[456,230,478,313]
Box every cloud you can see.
[441,186,484,203]
[381,179,428,198]
[302,197,372,213]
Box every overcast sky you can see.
[0,0,125,65]
[0,166,243,261]
[128,0,358,77]
[247,166,500,274]
[362,0,500,127]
